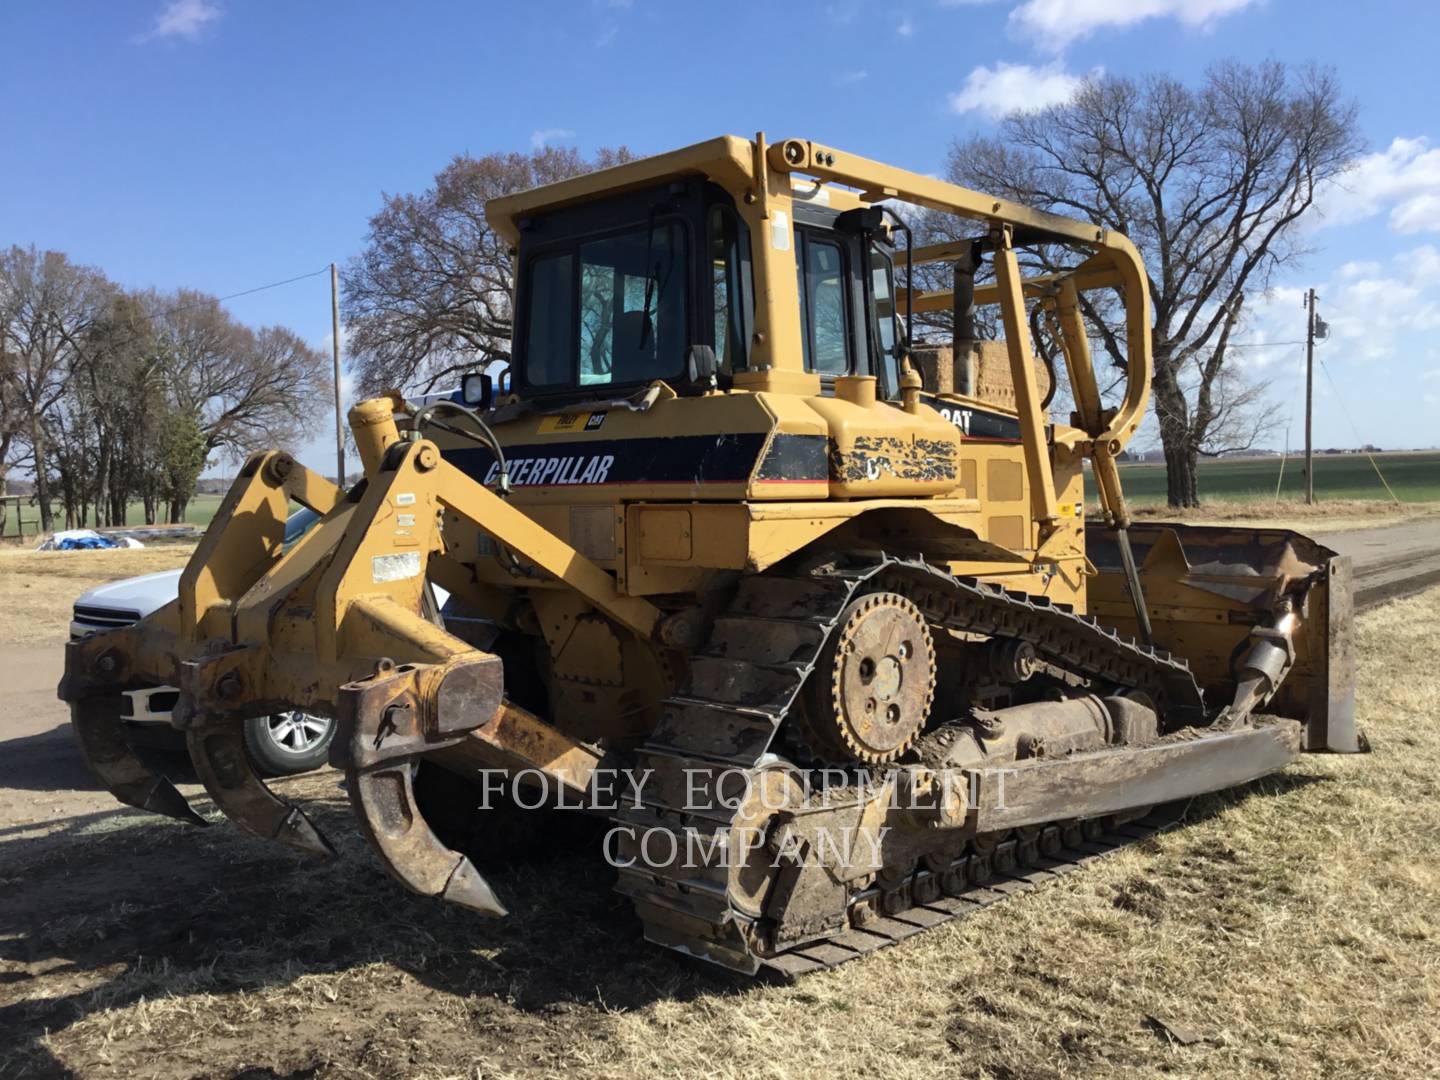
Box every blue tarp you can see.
[54,534,120,550]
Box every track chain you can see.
[616,554,1206,974]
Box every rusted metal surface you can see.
[347,761,507,917]
[968,720,1302,833]
[803,592,935,764]
[186,721,334,857]
[68,696,205,826]
[334,657,508,916]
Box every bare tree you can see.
[152,292,332,455]
[0,246,112,531]
[343,145,632,395]
[946,62,1360,506]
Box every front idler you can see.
[176,650,336,858]
[334,655,507,917]
[58,635,206,826]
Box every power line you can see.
[1315,355,1403,506]
[154,266,332,320]
[211,267,331,305]
[1226,339,1307,348]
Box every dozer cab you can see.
[60,134,1360,976]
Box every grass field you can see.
[3,588,1437,1077]
[1114,450,1440,506]
[0,545,197,645]
[1,494,224,540]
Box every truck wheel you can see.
[242,711,335,777]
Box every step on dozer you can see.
[60,134,1361,976]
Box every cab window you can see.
[709,206,750,374]
[796,231,851,375]
[522,220,689,390]
[870,245,900,398]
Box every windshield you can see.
[524,221,689,390]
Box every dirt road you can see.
[1323,518,1440,607]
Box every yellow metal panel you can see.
[987,515,1027,550]
[986,459,1025,502]
[638,509,694,562]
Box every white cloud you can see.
[1010,0,1257,52]
[141,0,222,42]
[1318,137,1440,234]
[947,61,1087,119]
[896,16,914,36]
[1336,260,1382,279]
[1244,244,1440,368]
[838,69,869,85]
[530,128,576,150]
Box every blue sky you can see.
[3,0,1439,468]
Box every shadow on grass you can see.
[0,757,1339,1076]
[1149,766,1329,832]
[0,776,742,1078]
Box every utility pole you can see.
[331,263,345,487]
[1304,287,1315,505]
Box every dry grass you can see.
[0,545,195,646]
[2,592,1438,1078]
[1119,498,1440,534]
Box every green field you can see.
[2,493,224,539]
[1112,451,1440,505]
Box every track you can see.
[615,519,1439,979]
[617,555,1210,976]
[757,809,1173,978]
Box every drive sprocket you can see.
[800,591,936,764]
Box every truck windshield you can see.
[524,221,689,390]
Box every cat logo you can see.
[539,411,607,434]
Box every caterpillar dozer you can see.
[59,134,1360,977]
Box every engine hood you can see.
[73,569,183,617]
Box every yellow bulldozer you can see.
[60,134,1359,977]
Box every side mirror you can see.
[835,206,886,234]
[891,330,912,363]
[461,371,493,409]
[685,345,718,388]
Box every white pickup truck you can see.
[69,508,450,776]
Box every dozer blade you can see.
[68,696,207,827]
[1087,522,1360,752]
[184,720,336,858]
